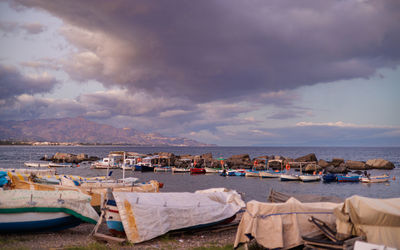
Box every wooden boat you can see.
[280,173,300,181]
[299,174,321,182]
[0,189,99,233]
[337,175,361,182]
[322,173,337,183]
[361,174,390,183]
[190,167,206,174]
[105,188,244,242]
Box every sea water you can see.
[1,146,399,202]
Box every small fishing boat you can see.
[245,170,260,177]
[24,161,50,168]
[259,170,284,178]
[280,173,300,181]
[361,174,390,183]
[205,167,222,173]
[190,167,206,174]
[0,189,99,233]
[171,167,190,173]
[299,174,321,182]
[48,162,74,168]
[322,173,337,183]
[153,166,172,172]
[337,175,361,182]
[105,188,244,243]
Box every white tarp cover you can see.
[234,198,341,249]
[0,189,99,224]
[113,188,245,243]
[334,195,400,249]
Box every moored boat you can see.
[171,167,190,173]
[245,170,259,177]
[361,174,390,183]
[190,167,206,174]
[337,174,361,182]
[205,167,222,173]
[24,161,50,168]
[259,170,284,178]
[322,173,337,182]
[280,173,300,181]
[299,174,321,182]
[48,162,74,168]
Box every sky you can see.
[0,0,399,146]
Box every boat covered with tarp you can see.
[334,195,400,249]
[110,188,245,243]
[234,197,341,249]
[0,189,99,232]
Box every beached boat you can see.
[0,189,99,232]
[337,175,361,182]
[105,188,245,243]
[361,174,390,183]
[91,153,124,169]
[190,167,206,174]
[234,197,340,249]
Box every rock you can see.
[201,153,213,159]
[227,154,252,169]
[77,153,88,161]
[345,160,368,170]
[366,159,395,170]
[331,158,344,167]
[295,153,317,163]
[304,164,322,173]
[326,164,347,174]
[318,159,331,168]
[52,152,78,163]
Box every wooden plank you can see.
[93,233,126,243]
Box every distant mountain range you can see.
[0,117,212,146]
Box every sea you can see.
[1,146,399,202]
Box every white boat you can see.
[245,170,260,177]
[171,167,190,173]
[91,153,123,169]
[299,174,321,182]
[48,162,73,168]
[259,170,284,178]
[280,173,300,181]
[361,174,390,183]
[205,167,222,173]
[24,161,50,168]
[154,166,172,172]
[0,189,99,233]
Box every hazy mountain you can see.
[0,117,211,146]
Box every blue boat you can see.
[322,173,337,183]
[337,175,361,182]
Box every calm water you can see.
[1,146,399,202]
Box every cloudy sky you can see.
[0,0,399,146]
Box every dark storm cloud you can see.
[0,64,58,100]
[13,0,400,103]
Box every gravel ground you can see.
[0,221,240,250]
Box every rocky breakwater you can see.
[42,152,99,164]
[318,157,395,174]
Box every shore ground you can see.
[0,220,244,250]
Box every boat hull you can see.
[280,174,300,181]
[337,175,361,182]
[0,212,81,233]
[299,175,321,182]
[190,168,206,174]
[361,175,390,183]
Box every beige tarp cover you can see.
[234,198,341,249]
[113,188,245,243]
[0,189,99,224]
[334,195,400,249]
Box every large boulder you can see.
[331,158,344,167]
[345,160,368,170]
[201,153,213,159]
[227,154,252,169]
[366,159,395,170]
[52,152,78,163]
[318,159,331,168]
[77,153,88,161]
[326,164,347,174]
[304,164,322,173]
[295,153,317,163]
